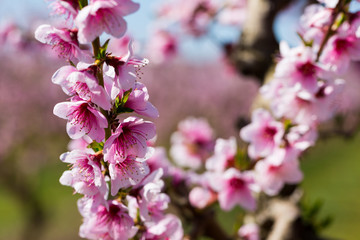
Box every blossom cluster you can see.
[35,0,183,239]
[146,0,247,63]
[33,0,360,238]
[153,0,360,238]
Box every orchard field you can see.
[1,0,360,239]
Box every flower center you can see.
[297,61,316,77]
[67,103,96,133]
[109,204,121,217]
[263,126,277,139]
[229,177,245,189]
[334,38,350,54]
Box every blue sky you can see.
[2,0,358,61]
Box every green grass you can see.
[0,186,25,240]
[301,134,360,240]
[35,162,82,240]
[0,160,82,240]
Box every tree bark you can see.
[229,0,293,82]
[255,186,333,240]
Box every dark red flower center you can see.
[229,177,245,189]
[334,38,350,53]
[109,204,120,217]
[297,61,317,77]
[263,126,277,139]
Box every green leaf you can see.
[120,89,132,106]
[116,107,134,114]
[87,141,104,152]
[300,198,333,233]
[94,39,111,60]
[112,89,134,115]
[334,12,346,30]
[113,89,132,109]
[297,32,313,47]
[306,200,323,219]
[234,148,250,170]
[100,48,106,58]
[283,119,294,135]
[68,60,76,67]
[318,216,333,230]
[78,0,88,9]
[114,95,121,109]
[101,39,111,52]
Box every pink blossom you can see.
[108,35,132,57]
[286,125,318,152]
[238,223,259,240]
[348,12,360,36]
[299,4,331,47]
[103,117,156,164]
[318,0,339,8]
[240,109,284,159]
[108,156,150,196]
[299,4,331,30]
[122,82,159,118]
[59,149,107,196]
[52,65,112,110]
[276,43,324,94]
[144,214,184,240]
[49,0,79,18]
[147,30,178,64]
[53,100,108,142]
[189,186,217,209]
[216,0,247,27]
[321,30,360,74]
[255,148,303,196]
[157,0,215,36]
[136,168,165,190]
[128,169,170,222]
[146,147,172,176]
[113,63,137,94]
[68,71,111,110]
[35,24,89,61]
[77,194,108,219]
[51,65,78,94]
[103,63,136,101]
[170,117,215,169]
[79,200,138,240]
[75,0,140,43]
[216,168,258,211]
[68,135,93,151]
[206,137,237,172]
[105,42,147,95]
[138,175,170,222]
[264,79,344,125]
[0,21,22,48]
[126,195,139,220]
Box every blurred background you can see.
[0,0,360,239]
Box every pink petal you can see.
[109,159,149,196]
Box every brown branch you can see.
[253,186,335,240]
